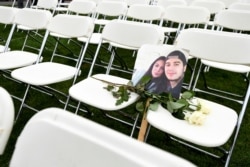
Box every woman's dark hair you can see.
[144,56,166,77]
[141,56,168,94]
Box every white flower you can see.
[185,111,206,125]
[198,100,210,114]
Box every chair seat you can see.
[17,25,37,31]
[161,27,178,33]
[78,33,108,44]
[11,62,77,86]
[147,98,238,147]
[0,51,39,70]
[69,74,140,111]
[201,59,250,73]
[0,46,10,52]
[94,19,111,26]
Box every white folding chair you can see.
[228,2,250,11]
[11,14,94,121]
[31,0,58,15]
[146,28,250,167]
[66,20,164,136]
[10,107,196,167]
[156,0,187,8]
[76,0,128,64]
[66,0,97,17]
[190,0,225,15]
[125,0,150,6]
[0,6,18,53]
[190,0,226,27]
[0,8,52,78]
[125,4,164,25]
[94,0,128,32]
[88,19,165,76]
[192,9,250,104]
[162,5,210,38]
[0,87,15,155]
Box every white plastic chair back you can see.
[216,0,239,8]
[14,8,52,30]
[47,14,94,38]
[10,108,196,167]
[190,0,226,14]
[229,2,250,11]
[125,0,150,6]
[101,19,165,48]
[0,6,18,24]
[163,5,210,24]
[213,9,250,31]
[96,1,128,17]
[67,0,97,16]
[156,0,187,8]
[175,28,250,64]
[126,4,164,23]
[0,87,14,155]
[36,0,58,10]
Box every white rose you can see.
[187,111,206,125]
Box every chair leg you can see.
[15,84,31,122]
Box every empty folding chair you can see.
[125,4,164,24]
[228,2,250,11]
[190,0,226,27]
[146,28,250,167]
[193,9,250,104]
[66,0,97,17]
[76,0,128,64]
[0,6,18,53]
[11,14,94,121]
[0,87,15,155]
[10,107,196,167]
[94,1,128,32]
[31,0,58,15]
[162,5,210,38]
[156,0,187,8]
[125,0,150,6]
[0,8,52,81]
[66,20,164,136]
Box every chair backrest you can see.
[67,0,97,16]
[10,107,196,167]
[213,9,250,31]
[3,8,52,53]
[175,28,250,64]
[95,1,128,17]
[125,4,164,24]
[156,0,187,8]
[101,19,165,48]
[190,0,225,14]
[163,5,210,25]
[14,8,52,30]
[47,14,94,38]
[215,0,239,8]
[125,0,150,6]
[36,0,58,10]
[228,2,250,11]
[0,87,15,155]
[0,6,18,25]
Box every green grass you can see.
[0,22,250,167]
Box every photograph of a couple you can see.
[132,48,189,99]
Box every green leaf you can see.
[149,102,159,111]
[181,91,195,99]
[168,101,186,110]
[136,101,145,112]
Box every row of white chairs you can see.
[1,4,250,167]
